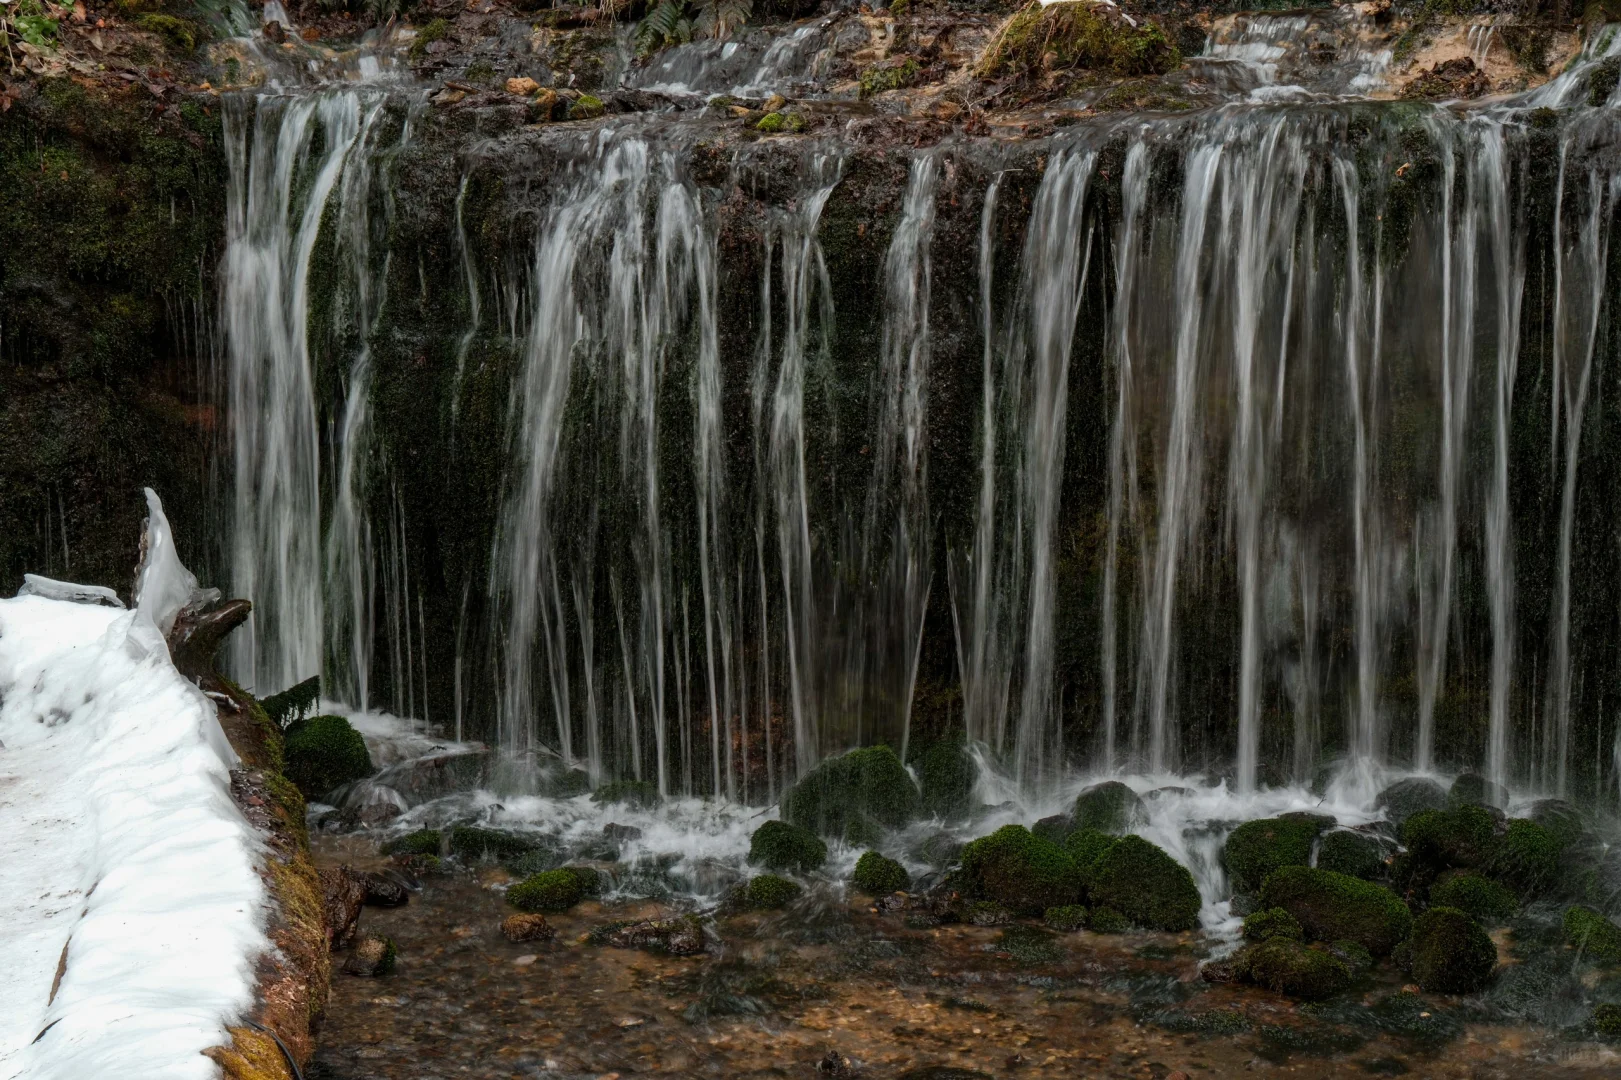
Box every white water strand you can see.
[223,91,365,696]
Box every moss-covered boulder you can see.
[1316,829,1387,881]
[1403,906,1496,993]
[381,828,442,857]
[912,741,977,820]
[283,714,373,799]
[1238,939,1353,1001]
[1044,904,1088,932]
[1087,906,1130,933]
[591,779,660,808]
[979,1,1181,80]
[1401,804,1499,870]
[1525,799,1589,849]
[851,851,909,895]
[1259,866,1412,957]
[1594,1001,1621,1038]
[1430,873,1517,921]
[1448,772,1508,809]
[1223,813,1332,894]
[1375,777,1449,827]
[781,745,921,840]
[747,820,828,873]
[956,825,1083,915]
[1032,813,1073,845]
[1243,906,1304,943]
[966,899,1014,926]
[1564,905,1621,962]
[1483,818,1564,896]
[743,874,802,910]
[1062,827,1115,874]
[1071,781,1147,835]
[449,825,542,861]
[1086,834,1201,932]
[507,868,587,913]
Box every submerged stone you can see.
[343,933,397,977]
[1402,906,1496,993]
[449,825,544,862]
[507,868,588,913]
[1086,834,1201,932]
[380,828,442,857]
[1223,813,1333,894]
[603,915,706,955]
[744,874,802,910]
[1260,865,1411,957]
[501,913,555,943]
[1071,780,1146,835]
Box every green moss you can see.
[1239,939,1353,1001]
[999,923,1063,964]
[859,58,922,98]
[507,869,587,913]
[1260,866,1412,957]
[1317,830,1386,881]
[852,851,909,895]
[449,826,540,861]
[1072,781,1146,835]
[754,110,808,134]
[409,17,451,61]
[966,899,1013,926]
[1224,814,1331,894]
[1483,819,1564,896]
[1401,805,1497,870]
[1244,906,1305,943]
[744,874,802,910]
[1404,907,1496,993]
[136,13,202,53]
[260,675,320,729]
[781,745,921,839]
[1430,874,1517,921]
[282,714,373,799]
[957,825,1082,916]
[747,820,828,873]
[913,741,976,820]
[1563,905,1621,963]
[1087,906,1130,933]
[381,829,442,857]
[1062,827,1115,873]
[591,779,661,808]
[1328,939,1373,973]
[1086,835,1201,932]
[1044,904,1088,931]
[570,94,606,120]
[979,1,1180,80]
[1594,1002,1621,1038]
[1447,773,1506,809]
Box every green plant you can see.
[137,13,201,53]
[859,58,922,97]
[1403,907,1496,993]
[282,714,373,799]
[636,0,752,57]
[747,820,827,873]
[380,829,442,857]
[1239,939,1353,1000]
[1430,874,1517,921]
[1223,814,1331,894]
[978,1,1179,80]
[261,675,321,729]
[1043,904,1087,931]
[851,851,909,895]
[1260,866,1412,957]
[409,17,450,61]
[507,869,587,913]
[912,741,977,819]
[744,874,802,909]
[781,745,921,840]
[1086,835,1202,932]
[8,0,58,49]
[1244,907,1305,943]
[956,824,1083,915]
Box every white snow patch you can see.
[0,587,267,1079]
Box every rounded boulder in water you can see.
[502,913,556,943]
[956,824,1083,915]
[1071,780,1146,835]
[1402,907,1496,993]
[1449,772,1509,810]
[1236,938,1353,1001]
[1260,866,1411,957]
[1374,777,1448,827]
[1223,813,1334,895]
[343,933,398,977]
[1085,834,1201,932]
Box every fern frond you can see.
[695,0,751,39]
[635,0,687,55]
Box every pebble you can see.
[514,954,538,966]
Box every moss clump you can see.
[957,825,1082,916]
[1430,874,1517,921]
[507,869,587,913]
[781,745,921,840]
[1087,906,1130,933]
[859,58,922,97]
[1244,906,1305,943]
[1375,777,1448,826]
[409,17,451,61]
[1086,834,1201,932]
[1564,905,1621,962]
[591,779,660,808]
[1062,827,1115,873]
[1044,904,1088,931]
[1317,830,1386,881]
[1403,907,1496,993]
[852,851,910,895]
[913,741,977,820]
[744,874,802,910]
[570,94,607,120]
[1072,781,1147,835]
[1224,814,1332,894]
[1239,939,1353,1001]
[282,714,373,799]
[1448,772,1507,809]
[1401,804,1498,870]
[1594,1002,1621,1038]
[979,1,1180,80]
[1260,866,1412,957]
[136,13,201,53]
[1483,819,1563,896]
[747,820,828,873]
[754,110,808,133]
[381,829,442,857]
[449,826,540,861]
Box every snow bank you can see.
[0,511,266,1078]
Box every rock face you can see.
[321,865,369,950]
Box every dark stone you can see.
[361,869,411,907]
[1072,781,1146,835]
[602,915,707,955]
[342,933,397,976]
[1031,813,1072,845]
[1449,773,1508,810]
[320,864,368,949]
[1374,778,1448,826]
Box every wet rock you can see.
[1374,777,1448,826]
[1031,813,1072,845]
[380,828,443,857]
[342,933,397,977]
[1401,804,1500,873]
[781,745,921,840]
[361,869,411,908]
[1243,906,1304,943]
[1563,904,1621,962]
[1235,938,1353,1000]
[507,868,590,913]
[1087,834,1202,932]
[1260,865,1411,957]
[506,76,540,95]
[1400,907,1495,993]
[1448,772,1508,810]
[1086,905,1130,933]
[284,714,374,801]
[743,873,802,910]
[449,825,543,862]
[591,779,661,808]
[370,747,490,804]
[956,824,1082,915]
[1401,56,1491,101]
[912,740,977,820]
[502,913,556,943]
[1043,903,1087,931]
[817,1050,857,1078]
[1223,813,1333,894]
[1063,828,1114,875]
[603,915,707,956]
[1525,799,1590,848]
[321,780,408,831]
[748,819,828,873]
[1483,818,1563,896]
[1071,780,1146,835]
[602,822,643,845]
[1429,873,1515,921]
[1316,827,1389,881]
[852,851,909,895]
[966,900,1013,926]
[320,864,368,949]
[896,1069,994,1080]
